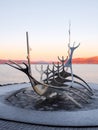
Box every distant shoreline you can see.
[0,56,98,64]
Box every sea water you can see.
[0,64,98,85]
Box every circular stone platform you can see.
[0,83,98,127]
[5,86,98,111]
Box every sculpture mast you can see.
[68,21,71,58]
[68,21,71,45]
[26,32,32,74]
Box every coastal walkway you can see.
[0,119,98,130]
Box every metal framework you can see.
[6,32,93,108]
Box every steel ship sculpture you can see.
[6,30,93,108]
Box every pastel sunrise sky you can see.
[0,0,98,61]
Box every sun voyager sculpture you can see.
[6,31,94,110]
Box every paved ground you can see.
[0,119,98,130]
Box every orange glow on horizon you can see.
[1,51,98,62]
[1,42,98,61]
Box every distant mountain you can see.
[0,56,98,64]
[0,59,27,64]
[0,59,8,64]
[72,56,98,64]
[0,59,49,64]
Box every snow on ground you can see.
[0,83,98,126]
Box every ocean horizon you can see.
[0,64,98,85]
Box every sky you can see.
[0,0,98,61]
